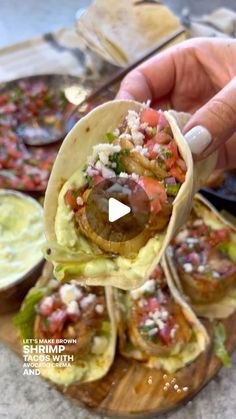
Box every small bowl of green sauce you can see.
[0,189,45,313]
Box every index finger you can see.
[116,48,176,103]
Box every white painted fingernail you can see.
[185,126,212,154]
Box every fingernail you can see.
[116,91,133,100]
[185,126,212,155]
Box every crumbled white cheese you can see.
[193,219,204,227]
[119,133,132,141]
[86,166,99,177]
[119,172,129,178]
[95,304,104,314]
[141,100,151,109]
[148,327,158,337]
[88,143,121,167]
[186,238,199,244]
[60,284,82,305]
[67,300,80,316]
[132,145,149,156]
[80,293,96,309]
[101,164,116,179]
[76,196,83,206]
[197,265,205,273]
[131,173,139,181]
[91,336,108,355]
[140,279,156,294]
[183,263,193,273]
[213,271,220,278]
[125,110,145,145]
[144,319,155,327]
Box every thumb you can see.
[183,77,236,160]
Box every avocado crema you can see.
[0,190,44,288]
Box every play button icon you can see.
[85,177,150,243]
[108,198,131,222]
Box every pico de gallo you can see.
[171,211,236,303]
[64,106,187,255]
[0,78,73,192]
[34,282,111,356]
[118,264,192,359]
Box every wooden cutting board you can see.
[0,305,236,417]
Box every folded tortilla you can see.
[166,193,236,319]
[14,268,116,386]
[114,258,209,373]
[76,0,185,66]
[44,100,217,290]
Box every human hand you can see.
[116,38,236,169]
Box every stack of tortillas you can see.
[76,0,185,67]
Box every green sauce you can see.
[0,190,45,288]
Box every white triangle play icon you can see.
[108,198,131,223]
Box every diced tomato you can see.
[27,102,38,115]
[170,164,186,183]
[39,296,55,316]
[162,140,179,169]
[0,94,8,106]
[209,229,230,246]
[21,175,36,189]
[93,174,104,185]
[138,176,167,213]
[7,146,21,159]
[140,108,159,127]
[147,298,161,313]
[0,103,17,114]
[159,324,171,345]
[64,189,78,211]
[146,139,158,160]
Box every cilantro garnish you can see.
[109,153,125,174]
[85,175,93,187]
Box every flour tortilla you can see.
[115,258,209,373]
[76,0,185,66]
[166,193,236,319]
[44,100,217,290]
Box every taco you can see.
[114,259,209,373]
[14,272,116,386]
[166,194,236,319]
[44,100,217,290]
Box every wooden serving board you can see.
[0,309,236,417]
